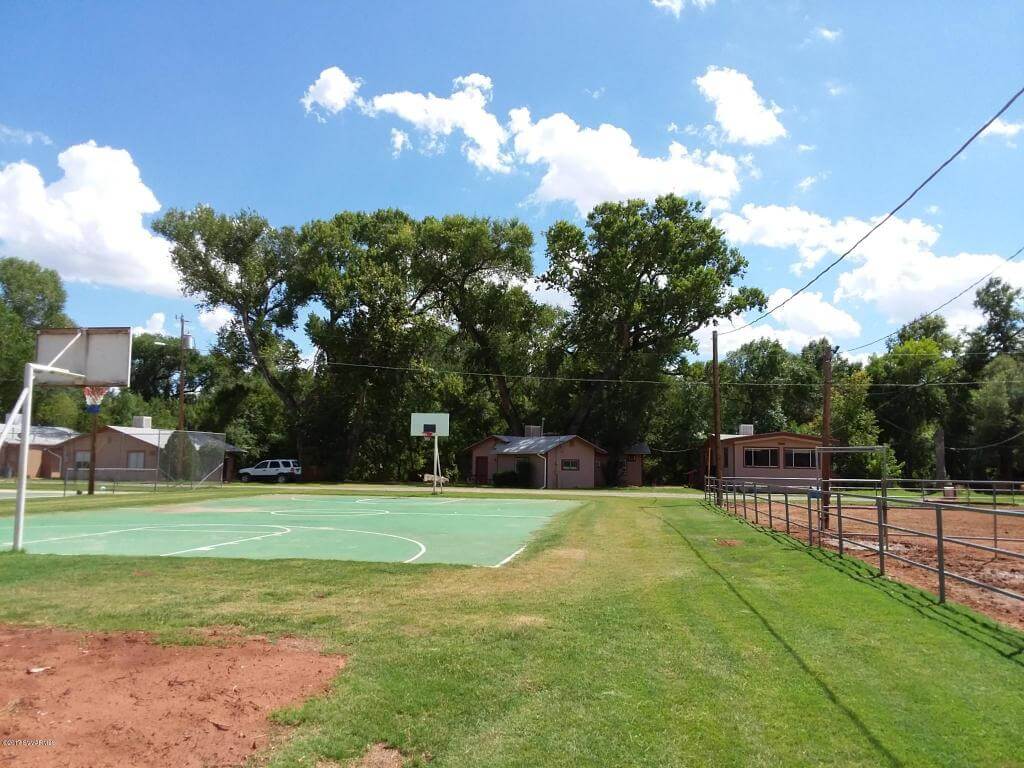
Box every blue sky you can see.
[1,0,1022,361]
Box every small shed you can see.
[468,434,609,489]
[623,443,651,487]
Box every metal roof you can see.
[107,426,241,453]
[0,423,80,447]
[491,434,607,455]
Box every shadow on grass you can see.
[647,506,903,768]
[697,501,1024,667]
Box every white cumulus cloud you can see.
[0,123,52,146]
[0,141,179,297]
[651,0,716,17]
[694,66,787,146]
[815,27,842,42]
[796,172,828,192]
[982,116,1023,146]
[510,108,741,215]
[365,73,511,173]
[718,201,1024,332]
[198,306,234,333]
[693,288,860,356]
[390,128,410,157]
[301,66,362,121]
[133,311,168,336]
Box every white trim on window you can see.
[784,448,818,468]
[560,458,580,471]
[743,448,779,468]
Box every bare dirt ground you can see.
[729,497,1024,630]
[0,626,345,768]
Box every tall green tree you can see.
[153,207,307,454]
[867,338,958,477]
[413,214,539,435]
[967,355,1024,480]
[0,257,73,415]
[541,195,764,479]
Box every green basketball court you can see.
[1,494,577,567]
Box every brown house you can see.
[705,425,825,487]
[0,420,79,479]
[57,420,240,483]
[468,435,649,488]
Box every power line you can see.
[948,426,1024,452]
[845,243,1024,353]
[324,359,1024,389]
[721,83,1024,337]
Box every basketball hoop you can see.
[410,413,450,495]
[83,386,110,414]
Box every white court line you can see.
[270,509,546,520]
[160,524,293,556]
[283,525,427,563]
[2,526,156,547]
[270,508,391,518]
[488,546,527,568]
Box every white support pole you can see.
[433,434,440,496]
[13,363,35,551]
[11,362,85,551]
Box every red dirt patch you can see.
[0,625,344,768]
[715,539,742,547]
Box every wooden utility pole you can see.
[935,426,947,481]
[177,315,188,432]
[820,344,833,530]
[712,327,723,506]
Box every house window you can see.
[744,448,779,468]
[74,450,91,469]
[627,454,637,462]
[784,448,817,468]
[561,458,580,471]
[127,451,145,470]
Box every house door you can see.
[474,456,489,483]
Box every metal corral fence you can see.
[62,429,228,495]
[705,476,1024,608]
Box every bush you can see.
[493,470,520,487]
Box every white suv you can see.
[239,459,302,483]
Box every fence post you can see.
[784,491,790,535]
[992,488,999,558]
[753,484,760,525]
[875,497,886,575]
[806,494,813,546]
[934,503,946,603]
[741,486,747,520]
[767,486,774,530]
[836,491,844,556]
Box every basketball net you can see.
[83,386,110,414]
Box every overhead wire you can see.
[720,83,1024,337]
[324,359,1024,389]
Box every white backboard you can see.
[411,412,449,437]
[35,327,133,386]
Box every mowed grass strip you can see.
[0,496,1022,767]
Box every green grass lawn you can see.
[1,493,1022,767]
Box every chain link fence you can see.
[62,429,229,495]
